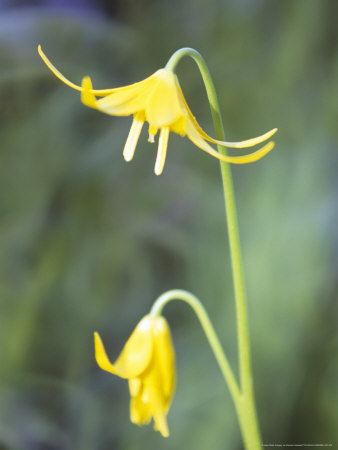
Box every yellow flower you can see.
[94,315,175,437]
[38,46,277,175]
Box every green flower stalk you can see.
[165,47,266,449]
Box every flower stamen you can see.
[123,117,144,162]
[155,127,170,176]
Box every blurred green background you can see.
[0,0,337,449]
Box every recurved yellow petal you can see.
[176,81,277,149]
[94,332,118,374]
[38,45,154,97]
[94,316,153,379]
[229,141,275,164]
[186,117,275,164]
[212,128,278,149]
[113,316,153,377]
[95,76,155,116]
[38,45,83,92]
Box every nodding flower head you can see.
[94,315,175,437]
[39,46,277,175]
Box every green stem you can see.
[166,48,262,450]
[150,289,241,407]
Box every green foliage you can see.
[0,1,337,448]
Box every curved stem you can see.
[150,289,241,406]
[166,48,224,138]
[166,48,261,450]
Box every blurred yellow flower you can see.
[94,315,175,437]
[38,46,277,175]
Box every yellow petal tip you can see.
[38,45,83,92]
